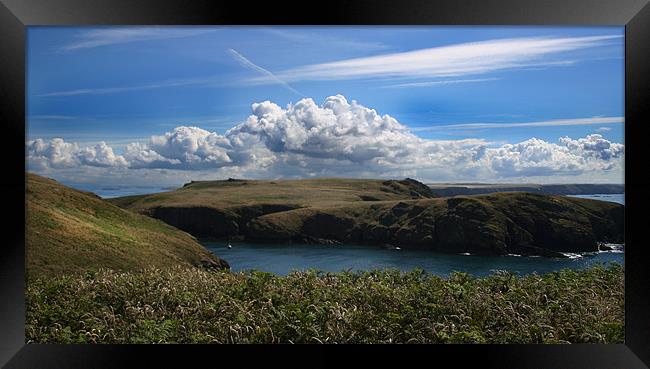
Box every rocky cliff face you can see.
[144,204,300,239]
[116,178,623,257]
[245,193,623,256]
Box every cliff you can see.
[110,178,623,257]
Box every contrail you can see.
[228,48,304,97]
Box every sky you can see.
[26,26,625,191]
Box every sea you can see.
[204,241,623,277]
[81,185,176,198]
[83,184,623,277]
[567,193,625,205]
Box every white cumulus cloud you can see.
[27,95,624,184]
[124,126,234,170]
[27,139,127,170]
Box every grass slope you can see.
[109,177,437,210]
[26,264,624,344]
[26,173,228,278]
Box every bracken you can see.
[25,264,624,344]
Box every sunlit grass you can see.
[26,264,624,344]
[27,173,228,277]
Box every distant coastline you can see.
[66,181,625,200]
[427,183,624,197]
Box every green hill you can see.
[110,177,437,210]
[109,178,623,257]
[26,173,228,278]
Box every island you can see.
[108,177,624,257]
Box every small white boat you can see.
[394,246,401,250]
[560,252,582,259]
[227,244,232,249]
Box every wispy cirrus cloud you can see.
[260,28,389,52]
[412,116,624,132]
[383,78,499,89]
[38,76,220,97]
[28,115,77,120]
[227,49,304,97]
[245,35,621,84]
[55,27,216,52]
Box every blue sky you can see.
[26,26,625,189]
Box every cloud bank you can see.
[27,95,624,183]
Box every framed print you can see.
[1,0,649,368]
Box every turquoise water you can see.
[204,241,623,277]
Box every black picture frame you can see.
[1,0,649,368]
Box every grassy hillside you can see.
[26,264,624,344]
[109,177,437,210]
[110,178,623,256]
[26,173,228,278]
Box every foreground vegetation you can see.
[26,264,624,344]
